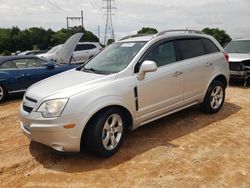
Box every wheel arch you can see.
[80,104,133,150]
[202,73,228,102]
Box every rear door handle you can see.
[206,62,213,67]
[16,73,30,79]
[173,71,183,77]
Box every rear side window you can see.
[0,61,17,69]
[177,39,205,60]
[202,38,219,54]
[74,44,96,51]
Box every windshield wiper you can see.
[82,66,97,73]
[81,66,108,74]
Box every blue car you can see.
[0,33,83,102]
[0,55,78,102]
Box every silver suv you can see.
[20,30,230,157]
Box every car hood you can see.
[25,69,116,101]
[55,33,83,64]
[228,53,250,62]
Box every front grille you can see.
[229,61,244,71]
[25,96,37,103]
[22,95,37,113]
[23,105,33,113]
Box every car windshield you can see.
[82,41,146,74]
[225,40,250,53]
[47,44,62,54]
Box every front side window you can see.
[177,38,205,60]
[0,61,17,70]
[12,58,45,69]
[82,42,146,74]
[225,40,250,53]
[144,41,176,67]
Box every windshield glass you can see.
[225,40,250,53]
[83,41,146,74]
[47,44,62,54]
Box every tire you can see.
[84,108,125,157]
[0,84,7,103]
[200,80,225,114]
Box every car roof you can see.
[0,55,38,64]
[232,38,250,41]
[78,42,99,44]
[119,33,210,43]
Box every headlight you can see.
[37,99,68,118]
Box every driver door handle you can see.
[173,71,183,77]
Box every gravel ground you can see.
[0,84,250,188]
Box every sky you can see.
[0,0,249,42]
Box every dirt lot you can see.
[0,84,250,188]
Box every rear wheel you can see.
[0,85,7,103]
[84,108,125,157]
[201,80,225,114]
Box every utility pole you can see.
[102,0,116,44]
[66,10,84,32]
[97,25,100,42]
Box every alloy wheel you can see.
[102,113,123,150]
[210,86,224,109]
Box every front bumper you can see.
[230,70,250,79]
[20,106,84,152]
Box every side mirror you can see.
[44,62,55,69]
[137,60,157,80]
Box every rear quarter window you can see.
[202,38,220,54]
[177,38,206,60]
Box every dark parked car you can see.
[0,55,78,102]
[0,33,83,102]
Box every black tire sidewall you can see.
[201,80,225,114]
[0,84,7,103]
[87,108,125,157]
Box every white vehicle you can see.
[38,42,102,64]
[224,39,250,86]
[20,30,229,157]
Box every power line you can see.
[102,0,116,44]
[66,10,84,32]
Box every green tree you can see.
[0,26,99,55]
[107,39,115,45]
[202,28,232,46]
[137,27,158,35]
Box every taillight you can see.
[223,52,229,62]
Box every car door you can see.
[136,40,184,123]
[0,60,21,92]
[14,58,58,88]
[73,44,97,63]
[176,38,213,104]
[73,44,89,63]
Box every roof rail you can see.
[156,29,203,37]
[119,33,153,41]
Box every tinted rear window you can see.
[177,39,205,60]
[75,44,96,51]
[202,38,219,54]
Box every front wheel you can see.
[200,80,225,114]
[0,85,7,103]
[84,108,125,157]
